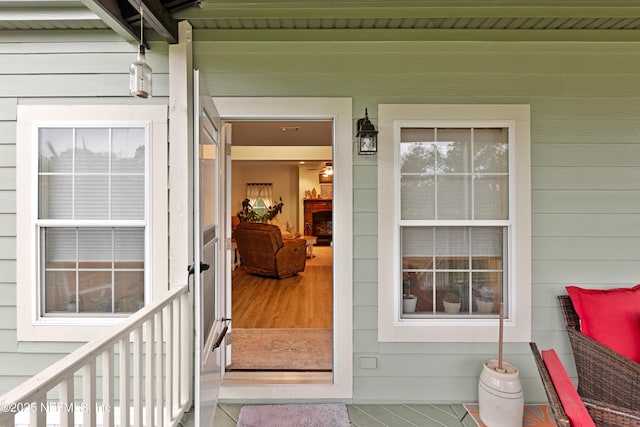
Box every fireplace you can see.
[303,199,332,245]
[312,211,332,245]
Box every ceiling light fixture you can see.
[322,162,333,177]
[319,162,333,183]
[129,5,152,99]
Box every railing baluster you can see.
[59,375,75,426]
[165,302,174,422]
[119,337,130,427]
[103,348,115,427]
[145,318,154,426]
[180,291,192,408]
[173,297,181,410]
[133,326,143,427]
[82,361,96,427]
[29,393,45,427]
[155,311,164,426]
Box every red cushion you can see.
[542,349,595,427]
[566,284,640,362]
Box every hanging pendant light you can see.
[129,5,152,98]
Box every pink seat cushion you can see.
[542,349,595,427]
[566,284,640,362]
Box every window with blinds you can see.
[37,126,146,316]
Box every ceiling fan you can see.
[305,161,333,176]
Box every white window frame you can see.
[378,104,531,343]
[17,105,168,342]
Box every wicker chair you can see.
[558,295,640,412]
[530,342,640,427]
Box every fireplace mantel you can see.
[303,199,332,245]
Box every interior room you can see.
[228,120,335,372]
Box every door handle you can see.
[211,318,231,351]
[187,261,210,276]
[187,262,210,291]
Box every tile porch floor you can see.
[181,403,479,426]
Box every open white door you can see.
[192,69,229,426]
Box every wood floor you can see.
[180,403,478,427]
[232,246,333,329]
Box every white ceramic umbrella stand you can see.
[478,304,524,427]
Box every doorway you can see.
[228,123,333,373]
[214,97,353,400]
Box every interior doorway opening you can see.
[227,119,334,379]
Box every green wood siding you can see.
[194,39,640,403]
[0,30,168,393]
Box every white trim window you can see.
[378,105,531,343]
[17,105,168,341]
[38,126,147,316]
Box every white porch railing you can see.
[0,285,192,427]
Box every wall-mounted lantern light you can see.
[356,108,378,155]
[129,5,152,98]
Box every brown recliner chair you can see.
[234,221,306,278]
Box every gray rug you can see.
[237,403,350,427]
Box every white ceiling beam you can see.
[0,7,100,20]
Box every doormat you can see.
[463,403,556,427]
[237,403,350,427]
[229,328,332,370]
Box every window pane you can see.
[44,270,76,313]
[474,176,508,220]
[114,271,144,313]
[39,175,72,219]
[45,228,76,266]
[437,175,471,219]
[112,176,144,220]
[436,130,471,174]
[400,175,435,220]
[470,227,504,264]
[39,128,73,173]
[78,228,112,265]
[75,176,109,219]
[112,128,145,173]
[402,225,433,257]
[114,228,144,266]
[435,227,469,269]
[79,270,112,313]
[400,141,436,174]
[436,271,468,313]
[473,271,503,315]
[474,128,508,173]
[76,128,109,173]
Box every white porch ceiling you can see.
[4,1,640,42]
